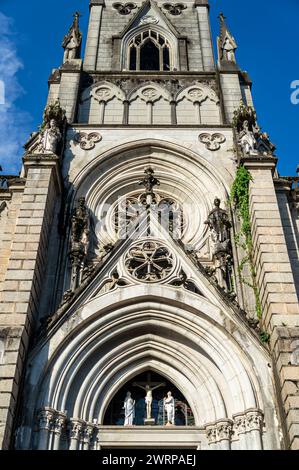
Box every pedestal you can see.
[144,418,155,426]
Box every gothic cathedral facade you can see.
[0,0,298,450]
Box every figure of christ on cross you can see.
[133,373,166,421]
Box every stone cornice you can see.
[22,154,63,195]
[241,156,277,172]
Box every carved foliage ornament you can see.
[125,241,174,282]
[74,132,102,150]
[112,2,137,15]
[199,133,226,151]
[163,3,187,16]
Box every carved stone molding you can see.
[163,3,187,15]
[112,2,137,15]
[74,132,102,150]
[199,133,226,151]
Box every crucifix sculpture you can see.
[133,372,166,423]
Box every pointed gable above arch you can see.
[117,0,181,39]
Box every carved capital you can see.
[216,420,233,441]
[245,409,264,432]
[69,419,84,440]
[37,408,55,431]
[233,413,247,435]
[53,412,67,434]
[205,424,217,444]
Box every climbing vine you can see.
[230,166,262,319]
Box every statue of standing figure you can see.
[123,392,135,426]
[164,391,175,426]
[39,119,62,154]
[221,36,237,62]
[239,120,258,155]
[205,198,232,254]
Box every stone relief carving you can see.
[112,2,137,15]
[74,132,102,150]
[140,15,159,25]
[199,133,226,151]
[233,101,276,157]
[125,241,174,282]
[91,84,125,103]
[177,85,219,105]
[163,3,187,16]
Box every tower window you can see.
[128,30,171,71]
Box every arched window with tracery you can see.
[128,30,171,71]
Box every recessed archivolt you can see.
[28,287,272,432]
[69,140,230,248]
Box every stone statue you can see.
[40,119,62,154]
[205,198,231,254]
[164,391,175,425]
[239,120,257,155]
[71,197,90,255]
[133,380,165,421]
[62,12,82,63]
[69,197,91,290]
[123,392,135,426]
[222,36,236,62]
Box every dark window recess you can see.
[140,40,160,71]
[129,46,137,71]
[163,47,170,71]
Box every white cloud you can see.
[0,12,32,174]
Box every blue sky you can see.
[0,0,298,175]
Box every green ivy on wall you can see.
[230,166,262,319]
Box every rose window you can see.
[125,241,174,282]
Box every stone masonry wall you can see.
[0,158,61,449]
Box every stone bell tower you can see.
[0,0,298,450]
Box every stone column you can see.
[195,0,215,71]
[84,0,105,70]
[69,419,83,450]
[52,412,67,450]
[0,156,62,450]
[82,423,94,450]
[245,409,263,450]
[233,413,247,449]
[37,408,55,450]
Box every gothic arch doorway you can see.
[103,371,195,426]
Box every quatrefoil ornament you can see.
[163,3,187,15]
[199,133,226,151]
[74,132,102,150]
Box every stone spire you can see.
[217,12,238,70]
[62,12,82,63]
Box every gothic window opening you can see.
[128,30,171,71]
[104,371,195,426]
